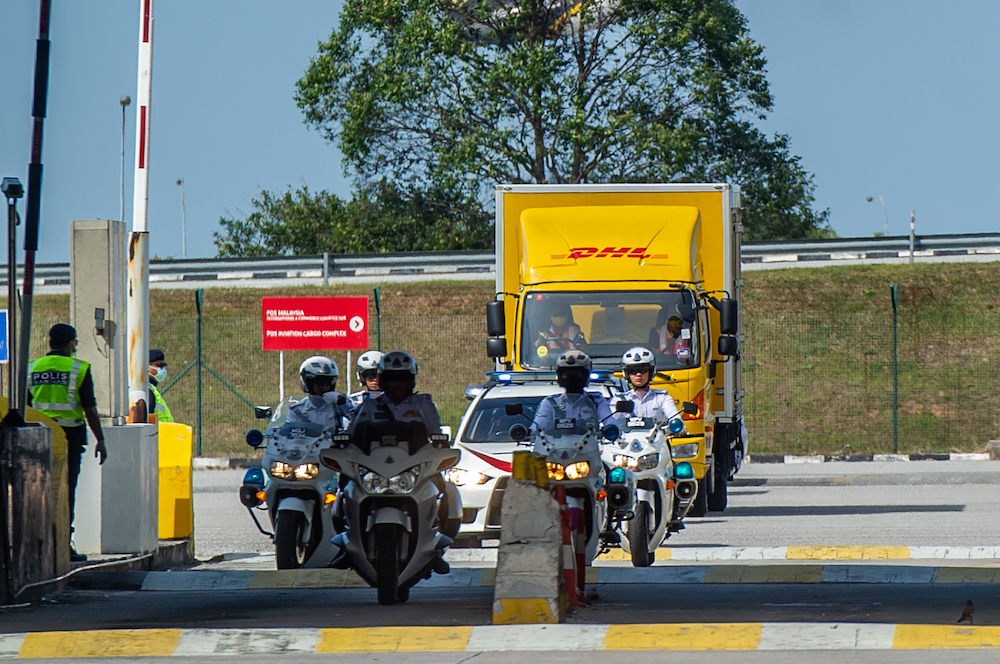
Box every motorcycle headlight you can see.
[361,469,391,494]
[672,442,700,459]
[637,453,659,471]
[388,467,421,494]
[445,468,491,486]
[269,461,293,479]
[293,463,319,480]
[612,454,638,470]
[565,461,590,480]
[546,462,565,481]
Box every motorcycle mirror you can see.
[245,429,265,448]
[508,423,529,442]
[505,402,524,417]
[601,423,621,442]
[615,400,634,413]
[681,401,698,415]
[254,406,272,419]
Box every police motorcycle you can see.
[506,403,623,566]
[318,420,460,605]
[239,396,343,569]
[601,400,698,566]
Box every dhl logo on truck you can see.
[551,247,669,260]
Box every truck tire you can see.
[628,503,655,567]
[375,523,401,606]
[708,449,729,512]
[274,511,307,570]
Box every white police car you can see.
[447,370,624,546]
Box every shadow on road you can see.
[721,504,965,517]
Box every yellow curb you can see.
[603,623,762,650]
[786,546,910,560]
[933,567,1000,584]
[492,598,562,625]
[893,625,1000,649]
[318,627,473,652]
[19,629,182,659]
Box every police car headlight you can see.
[445,468,491,486]
[360,468,391,494]
[637,453,659,471]
[672,443,700,459]
[388,467,421,494]
[612,455,638,470]
[293,463,319,480]
[269,461,294,479]
[565,461,590,480]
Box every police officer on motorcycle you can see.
[612,346,681,424]
[349,351,441,434]
[532,350,612,433]
[349,350,384,410]
[288,356,352,431]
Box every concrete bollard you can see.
[492,452,566,624]
[989,440,1000,460]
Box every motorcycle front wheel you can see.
[628,502,655,567]
[275,511,308,569]
[375,524,402,605]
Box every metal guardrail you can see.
[10,233,1000,287]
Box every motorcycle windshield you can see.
[266,395,310,432]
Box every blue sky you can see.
[1,1,998,264]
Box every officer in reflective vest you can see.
[148,349,174,423]
[27,324,108,562]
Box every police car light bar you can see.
[485,370,619,384]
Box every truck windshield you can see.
[520,290,700,371]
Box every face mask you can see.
[155,366,168,382]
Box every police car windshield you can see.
[520,290,700,371]
[464,396,544,443]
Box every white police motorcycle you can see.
[319,421,461,605]
[602,401,697,566]
[239,396,342,569]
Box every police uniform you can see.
[349,389,382,411]
[288,391,352,432]
[349,393,442,435]
[532,391,612,433]
[612,388,680,424]
[27,351,97,529]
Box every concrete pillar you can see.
[70,219,127,423]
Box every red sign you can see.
[262,297,369,351]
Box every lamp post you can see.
[120,95,131,225]
[176,178,186,259]
[1,177,23,403]
[865,195,888,236]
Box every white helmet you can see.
[378,350,418,376]
[356,350,384,375]
[555,349,591,371]
[622,346,655,370]
[299,356,339,393]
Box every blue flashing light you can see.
[590,372,600,380]
[668,417,684,434]
[609,467,627,484]
[244,467,266,486]
[675,462,694,480]
[498,373,513,382]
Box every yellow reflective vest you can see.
[151,385,174,423]
[28,355,89,427]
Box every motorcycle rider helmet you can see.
[299,356,339,393]
[378,350,418,390]
[622,346,656,386]
[356,350,384,380]
[555,349,592,391]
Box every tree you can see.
[294,0,831,240]
[213,182,492,257]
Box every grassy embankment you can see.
[15,261,1000,456]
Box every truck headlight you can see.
[612,455,638,470]
[565,461,590,480]
[293,463,319,480]
[270,461,293,479]
[636,453,659,471]
[445,468,491,486]
[672,442,700,459]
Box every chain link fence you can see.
[19,289,1000,457]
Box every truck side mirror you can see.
[718,336,739,357]
[486,300,506,337]
[487,337,508,358]
[719,298,738,335]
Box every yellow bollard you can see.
[158,422,193,541]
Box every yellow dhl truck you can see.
[485,184,746,514]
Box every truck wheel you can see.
[708,454,729,512]
[375,524,401,606]
[688,478,709,517]
[628,503,655,567]
[274,511,307,570]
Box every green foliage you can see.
[295,0,831,240]
[213,182,492,257]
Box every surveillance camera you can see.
[1,178,24,200]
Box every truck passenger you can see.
[612,346,681,424]
[536,302,587,353]
[532,350,611,433]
